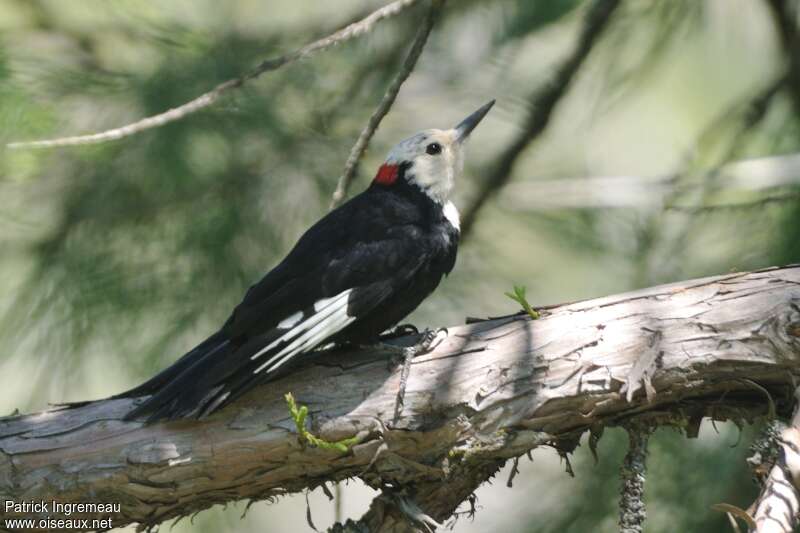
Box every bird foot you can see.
[411,327,447,355]
[360,328,443,363]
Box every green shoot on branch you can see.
[284,393,361,453]
[505,285,540,319]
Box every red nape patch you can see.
[373,164,399,185]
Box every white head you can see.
[372,100,495,203]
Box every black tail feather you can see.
[113,331,227,401]
[122,335,234,421]
[121,329,291,422]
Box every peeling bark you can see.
[1,266,800,531]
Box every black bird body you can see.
[120,101,494,422]
[122,166,459,420]
[231,177,459,346]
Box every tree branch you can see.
[329,0,443,209]
[668,192,800,214]
[2,266,800,532]
[499,151,800,211]
[752,387,800,532]
[459,0,621,238]
[5,0,422,150]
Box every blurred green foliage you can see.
[1,0,800,531]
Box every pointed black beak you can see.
[454,100,495,143]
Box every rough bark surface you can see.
[2,266,800,531]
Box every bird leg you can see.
[359,328,446,423]
[392,328,446,423]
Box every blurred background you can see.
[1,0,799,531]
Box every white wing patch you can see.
[277,310,303,329]
[443,201,460,231]
[251,289,355,375]
[314,294,339,312]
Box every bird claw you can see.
[416,327,447,354]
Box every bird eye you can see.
[426,142,442,155]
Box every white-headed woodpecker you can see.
[120,100,495,421]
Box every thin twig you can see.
[764,0,800,114]
[330,0,443,209]
[460,0,621,238]
[506,456,521,488]
[334,483,342,525]
[6,0,421,150]
[619,424,653,533]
